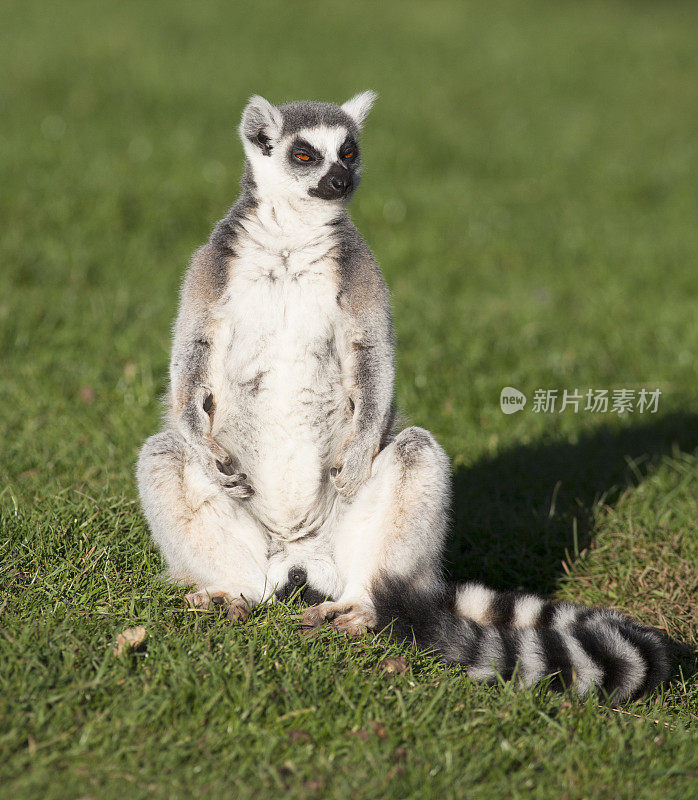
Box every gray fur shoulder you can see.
[210,167,257,257]
[182,178,257,305]
[180,242,228,307]
[333,216,391,322]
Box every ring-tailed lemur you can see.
[137,92,669,700]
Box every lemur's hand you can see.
[331,437,375,499]
[215,458,255,499]
[185,390,254,499]
[197,437,255,500]
[202,434,231,466]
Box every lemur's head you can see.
[239,91,377,205]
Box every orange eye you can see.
[295,153,310,161]
[344,151,354,159]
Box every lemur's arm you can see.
[167,244,251,497]
[332,228,395,498]
[168,246,220,449]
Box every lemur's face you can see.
[239,92,376,206]
[285,125,359,201]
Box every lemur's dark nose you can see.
[288,566,307,586]
[309,163,354,201]
[329,173,351,193]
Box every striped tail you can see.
[371,576,669,701]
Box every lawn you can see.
[1,0,697,798]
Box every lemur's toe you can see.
[185,590,251,622]
[301,605,328,628]
[185,589,234,610]
[226,598,251,623]
[302,601,345,628]
[332,605,377,636]
[332,616,367,637]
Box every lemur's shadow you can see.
[446,412,698,597]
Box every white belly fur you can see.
[208,238,351,538]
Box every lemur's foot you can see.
[301,601,339,627]
[225,597,252,623]
[333,605,377,636]
[302,600,376,636]
[185,588,229,610]
[185,590,251,623]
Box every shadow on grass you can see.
[446,411,698,595]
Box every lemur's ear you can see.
[341,90,378,129]
[239,95,283,156]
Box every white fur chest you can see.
[208,219,351,539]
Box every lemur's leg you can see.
[137,430,269,621]
[303,427,451,634]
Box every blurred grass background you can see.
[1,1,697,798]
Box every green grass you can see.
[1,0,697,797]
